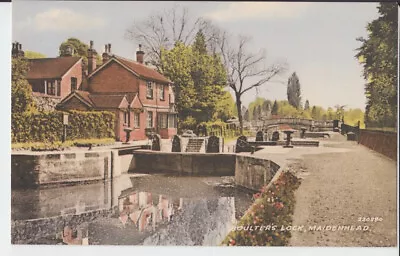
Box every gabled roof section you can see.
[88,94,129,109]
[130,93,143,109]
[26,56,82,79]
[59,90,94,108]
[88,55,171,84]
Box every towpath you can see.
[250,133,397,247]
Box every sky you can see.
[11,1,382,110]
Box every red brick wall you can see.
[138,80,170,107]
[89,62,139,93]
[359,129,397,160]
[60,60,83,99]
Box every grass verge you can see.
[12,138,116,151]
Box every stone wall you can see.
[12,151,112,188]
[359,129,397,161]
[132,151,236,176]
[12,207,116,244]
[235,155,280,191]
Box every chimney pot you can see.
[136,44,145,64]
[108,43,111,53]
[90,40,93,49]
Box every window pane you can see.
[134,113,140,128]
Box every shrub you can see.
[222,171,301,246]
[11,110,115,143]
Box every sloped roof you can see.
[89,94,129,109]
[59,90,129,109]
[89,55,171,84]
[26,56,82,79]
[114,56,171,84]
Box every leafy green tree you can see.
[214,91,237,121]
[271,100,279,115]
[161,42,195,123]
[287,72,302,109]
[12,57,36,114]
[25,51,46,59]
[161,32,227,127]
[304,100,310,110]
[311,106,317,119]
[355,3,398,128]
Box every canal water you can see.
[11,174,253,245]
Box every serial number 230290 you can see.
[358,216,383,222]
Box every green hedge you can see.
[12,110,115,143]
[196,120,240,137]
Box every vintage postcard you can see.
[9,0,398,251]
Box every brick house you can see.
[12,42,84,111]
[57,42,177,141]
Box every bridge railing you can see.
[251,118,334,130]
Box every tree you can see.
[287,72,301,109]
[311,106,317,119]
[25,51,46,59]
[218,35,287,133]
[304,100,310,110]
[59,38,102,66]
[12,57,36,114]
[243,109,250,122]
[355,3,398,128]
[271,100,279,115]
[160,35,227,126]
[214,91,237,121]
[125,5,219,72]
[334,105,346,121]
[262,100,271,117]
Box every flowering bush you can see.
[222,171,301,246]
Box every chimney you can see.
[87,40,97,74]
[12,42,24,58]
[136,44,144,64]
[102,43,111,63]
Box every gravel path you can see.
[288,139,397,247]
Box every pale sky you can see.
[12,1,381,110]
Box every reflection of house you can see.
[118,191,180,232]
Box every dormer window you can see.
[146,82,153,99]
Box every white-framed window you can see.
[147,111,153,128]
[159,113,168,128]
[123,111,129,126]
[146,82,154,99]
[47,80,56,96]
[134,112,140,128]
[159,85,165,101]
[168,114,177,128]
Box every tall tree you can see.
[262,100,271,117]
[355,3,398,128]
[271,100,279,115]
[256,105,262,120]
[304,99,310,110]
[243,109,250,122]
[125,5,219,72]
[287,72,302,109]
[311,106,317,120]
[11,57,36,114]
[218,34,287,133]
[161,36,227,126]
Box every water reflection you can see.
[12,174,252,245]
